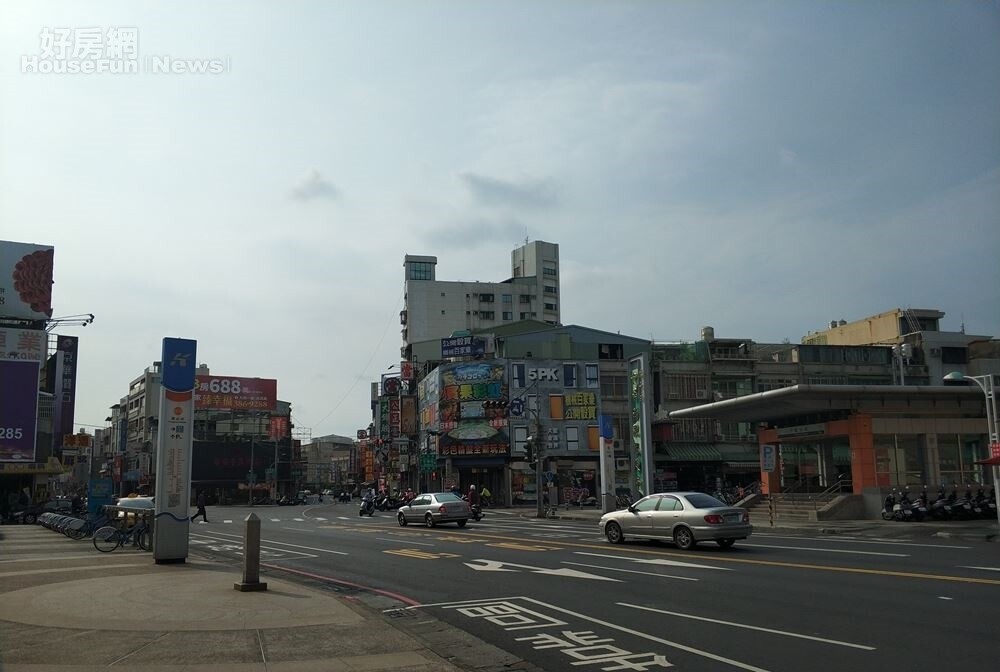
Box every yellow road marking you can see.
[384,548,461,560]
[435,536,481,543]
[487,542,559,552]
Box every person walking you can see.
[191,491,209,523]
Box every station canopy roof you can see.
[667,385,985,426]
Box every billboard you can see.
[0,327,46,362]
[0,359,40,461]
[0,241,54,319]
[441,335,486,358]
[195,375,277,411]
[54,335,79,441]
[437,361,509,456]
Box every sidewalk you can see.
[0,525,501,672]
[493,505,1000,542]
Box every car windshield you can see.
[435,492,463,502]
[684,493,727,509]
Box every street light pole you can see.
[944,372,1000,526]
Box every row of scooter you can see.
[881,485,997,521]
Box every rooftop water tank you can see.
[701,326,715,341]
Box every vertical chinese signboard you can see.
[628,355,652,497]
[0,327,46,462]
[153,337,197,563]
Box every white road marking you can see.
[270,518,281,522]
[195,529,348,555]
[753,534,971,550]
[575,551,732,571]
[938,596,954,600]
[313,517,327,521]
[618,603,876,651]
[281,527,312,532]
[563,561,700,582]
[741,543,908,557]
[960,566,1000,572]
[292,518,305,522]
[455,596,775,672]
[0,563,146,578]
[223,520,233,524]
[465,559,621,581]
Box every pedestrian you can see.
[191,491,209,523]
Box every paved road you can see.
[190,504,1000,671]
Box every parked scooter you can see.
[881,490,897,521]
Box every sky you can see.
[2,1,999,440]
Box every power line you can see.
[307,287,405,433]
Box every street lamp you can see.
[943,371,1000,526]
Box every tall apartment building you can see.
[401,240,561,359]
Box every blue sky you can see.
[2,1,998,438]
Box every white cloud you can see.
[289,170,339,201]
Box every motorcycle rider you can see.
[467,484,483,520]
[361,487,376,515]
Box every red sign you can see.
[400,362,414,380]
[992,441,1000,459]
[269,415,288,440]
[195,375,277,411]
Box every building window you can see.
[408,261,433,280]
[941,347,968,364]
[440,292,446,297]
[585,364,599,388]
[566,426,579,451]
[544,302,557,311]
[480,311,495,319]
[543,265,557,276]
[563,364,577,387]
[598,343,623,359]
[544,285,558,295]
[600,374,627,398]
[441,310,446,315]
[520,312,530,320]
[503,311,513,320]
[512,363,526,388]
[519,295,531,304]
[502,294,512,304]
[479,293,495,303]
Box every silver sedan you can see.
[397,492,472,528]
[598,491,752,550]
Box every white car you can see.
[599,491,752,550]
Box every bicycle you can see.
[65,513,110,540]
[93,519,149,552]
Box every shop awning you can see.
[664,445,722,462]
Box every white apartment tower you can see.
[401,240,561,355]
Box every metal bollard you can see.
[234,513,268,592]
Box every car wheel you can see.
[716,538,735,549]
[397,512,408,526]
[457,519,467,528]
[424,513,436,528]
[673,526,696,550]
[605,522,624,544]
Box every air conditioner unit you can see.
[929,347,941,357]
[615,458,629,470]
[695,390,708,399]
[612,439,623,450]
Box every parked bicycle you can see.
[93,519,149,552]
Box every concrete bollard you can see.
[234,513,268,592]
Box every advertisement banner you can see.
[0,359,40,462]
[400,395,416,435]
[628,355,652,497]
[195,375,277,411]
[154,337,197,563]
[269,415,288,440]
[0,240,55,320]
[0,327,46,361]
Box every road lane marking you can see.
[938,596,954,600]
[575,552,732,571]
[281,527,312,532]
[465,559,621,581]
[618,603,876,651]
[194,530,348,555]
[960,566,1000,572]
[486,542,559,551]
[376,537,435,546]
[436,529,1000,585]
[740,543,908,557]
[385,549,460,560]
[563,561,700,582]
[270,518,281,522]
[418,596,772,672]
[753,534,972,550]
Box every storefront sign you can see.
[441,335,485,358]
[760,444,777,472]
[776,423,825,438]
[527,367,559,381]
[0,327,45,361]
[564,392,597,420]
[0,359,40,461]
[55,335,78,440]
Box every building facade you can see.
[401,240,561,358]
